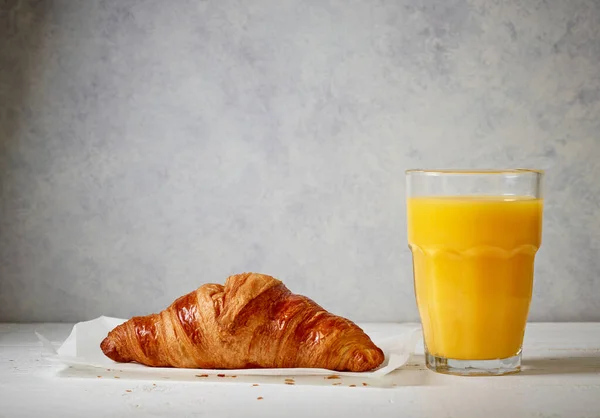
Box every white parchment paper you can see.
[38,316,421,379]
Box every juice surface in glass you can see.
[407,195,543,361]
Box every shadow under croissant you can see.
[53,364,430,388]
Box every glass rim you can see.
[405,168,544,176]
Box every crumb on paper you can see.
[125,390,132,393]
[152,383,156,386]
[257,397,263,400]
[231,375,237,378]
[362,383,368,386]
[349,384,356,387]
[284,378,294,382]
[114,376,120,379]
[326,375,340,379]
[97,376,102,378]
[195,374,209,378]
[217,374,226,377]
[252,384,259,387]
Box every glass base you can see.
[425,351,522,376]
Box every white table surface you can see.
[1,323,600,418]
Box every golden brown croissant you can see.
[100,272,384,372]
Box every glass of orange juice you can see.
[406,169,543,376]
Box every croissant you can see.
[100,272,384,372]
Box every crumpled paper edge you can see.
[37,316,421,379]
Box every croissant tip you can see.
[347,347,386,372]
[100,335,126,363]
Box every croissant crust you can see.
[100,272,385,372]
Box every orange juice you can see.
[407,196,543,360]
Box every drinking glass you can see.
[406,169,544,376]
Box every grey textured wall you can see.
[1,0,599,323]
